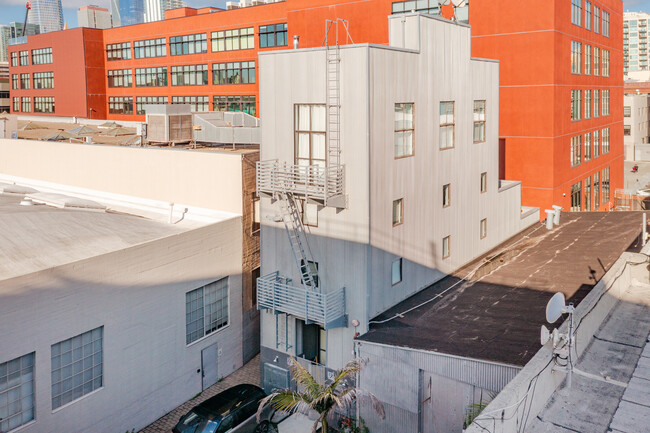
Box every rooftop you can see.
[359,211,647,366]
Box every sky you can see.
[0,0,650,29]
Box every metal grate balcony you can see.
[257,160,346,208]
[257,271,347,329]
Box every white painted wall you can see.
[0,219,244,433]
[624,93,650,161]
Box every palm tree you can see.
[257,357,385,433]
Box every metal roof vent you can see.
[19,197,34,206]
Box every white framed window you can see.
[473,100,486,143]
[51,327,103,410]
[295,104,326,167]
[186,278,229,345]
[0,353,34,432]
[394,103,414,158]
[392,258,402,285]
[392,198,403,226]
[480,172,487,193]
[439,101,455,149]
[443,184,451,207]
[480,218,487,239]
[442,236,450,259]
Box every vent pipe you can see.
[552,205,563,225]
[545,210,555,230]
[293,35,299,49]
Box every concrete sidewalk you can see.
[139,354,260,433]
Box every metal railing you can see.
[257,271,347,329]
[257,160,344,204]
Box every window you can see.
[395,103,414,157]
[20,73,30,90]
[585,132,592,161]
[624,106,631,117]
[571,41,582,74]
[594,130,600,158]
[585,1,592,30]
[10,51,17,66]
[107,69,132,88]
[51,327,103,410]
[602,89,609,116]
[594,171,600,209]
[593,89,600,118]
[571,135,582,167]
[19,50,29,66]
[442,183,450,207]
[594,47,600,76]
[170,64,208,86]
[300,200,318,227]
[602,167,610,204]
[480,218,487,239]
[480,172,487,193]
[34,96,55,113]
[603,10,610,37]
[624,125,631,136]
[571,0,582,26]
[473,100,486,143]
[259,23,287,48]
[11,74,18,90]
[136,96,167,115]
[106,42,131,60]
[33,71,54,89]
[21,97,30,113]
[594,6,600,33]
[571,89,582,120]
[584,176,592,211]
[135,67,167,87]
[0,353,35,432]
[584,89,591,119]
[571,181,582,212]
[392,198,403,226]
[440,101,454,149]
[108,96,133,115]
[212,61,255,85]
[295,320,325,364]
[294,104,326,167]
[602,50,610,76]
[602,127,610,154]
[134,38,166,58]
[392,258,402,285]
[32,47,52,64]
[211,27,254,52]
[442,236,450,259]
[186,278,229,345]
[213,95,256,116]
[252,195,260,234]
[172,96,209,111]
[170,33,207,56]
[12,97,19,112]
[585,44,591,75]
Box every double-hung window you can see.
[571,135,582,167]
[395,103,414,157]
[584,45,591,75]
[295,104,326,167]
[571,41,582,74]
[473,100,486,143]
[572,0,582,26]
[584,89,591,119]
[571,90,582,121]
[439,101,454,149]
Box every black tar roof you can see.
[358,212,647,367]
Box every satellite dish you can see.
[546,292,567,323]
[540,325,551,345]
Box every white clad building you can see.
[256,13,538,391]
[624,92,650,160]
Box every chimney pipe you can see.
[293,35,299,49]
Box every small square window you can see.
[480,172,487,193]
[442,236,450,259]
[443,184,451,207]
[392,198,403,226]
[392,258,402,285]
[480,218,487,239]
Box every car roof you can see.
[198,384,266,415]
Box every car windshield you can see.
[174,409,221,433]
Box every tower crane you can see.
[21,2,32,37]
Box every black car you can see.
[172,384,275,433]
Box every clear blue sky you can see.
[0,0,649,29]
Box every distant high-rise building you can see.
[624,12,650,76]
[110,0,121,26]
[144,0,184,23]
[113,0,146,26]
[0,22,40,63]
[28,0,64,33]
[78,5,113,29]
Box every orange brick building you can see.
[8,0,621,213]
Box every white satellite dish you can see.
[540,325,551,345]
[546,292,567,323]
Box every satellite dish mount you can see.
[545,292,576,386]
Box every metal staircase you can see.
[277,191,319,290]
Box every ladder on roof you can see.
[277,191,319,290]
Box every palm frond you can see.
[289,357,323,399]
[311,418,320,433]
[256,391,314,422]
[338,388,386,419]
[331,358,365,390]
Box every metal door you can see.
[201,342,219,390]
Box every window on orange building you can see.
[172,95,209,112]
[108,96,133,115]
[585,1,592,30]
[21,97,30,113]
[34,97,55,113]
[602,167,610,204]
[584,176,591,211]
[12,97,19,112]
[135,67,167,87]
[213,95,256,116]
[107,69,132,88]
[602,128,610,154]
[10,52,17,67]
[570,181,582,211]
[602,90,610,116]
[594,6,600,33]
[171,64,208,86]
[585,89,591,119]
[594,130,600,157]
[259,23,287,48]
[571,41,582,74]
[170,33,207,56]
[106,42,131,61]
[571,0,582,26]
[571,135,582,167]
[20,73,30,90]
[211,27,254,52]
[33,72,53,89]
[19,50,28,66]
[585,132,592,161]
[571,89,582,121]
[136,96,167,115]
[603,11,610,37]
[585,44,591,75]
[32,47,52,64]
[593,89,600,118]
[212,61,255,85]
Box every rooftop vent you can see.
[27,192,106,211]
[0,182,39,195]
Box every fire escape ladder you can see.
[277,191,319,291]
[326,44,341,168]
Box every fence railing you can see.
[257,271,347,329]
[257,160,344,203]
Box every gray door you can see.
[201,342,219,390]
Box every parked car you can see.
[172,384,277,433]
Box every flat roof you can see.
[358,212,647,366]
[0,193,203,281]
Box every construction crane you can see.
[21,2,31,37]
